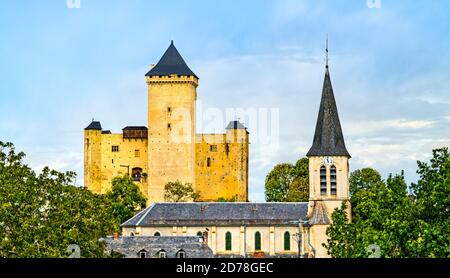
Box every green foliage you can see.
[0,141,117,258]
[265,158,309,202]
[217,196,238,202]
[325,148,450,258]
[164,181,199,202]
[105,176,147,231]
[349,168,382,196]
[409,148,450,258]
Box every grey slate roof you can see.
[85,121,102,130]
[122,202,308,227]
[102,236,213,258]
[145,41,198,78]
[308,202,330,225]
[307,67,350,157]
[226,121,247,130]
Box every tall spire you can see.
[145,41,197,78]
[306,49,350,158]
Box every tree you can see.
[105,176,147,230]
[325,147,450,258]
[265,158,309,202]
[325,172,414,258]
[0,141,117,258]
[409,148,450,258]
[349,168,382,196]
[164,181,199,202]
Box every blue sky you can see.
[1,0,449,201]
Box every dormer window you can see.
[138,249,148,258]
[158,250,166,258]
[177,250,186,258]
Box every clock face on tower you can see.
[323,156,333,166]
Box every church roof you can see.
[308,202,330,225]
[85,121,102,130]
[226,121,247,130]
[307,67,350,157]
[102,236,213,258]
[122,202,308,227]
[145,41,198,78]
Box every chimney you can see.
[113,232,119,240]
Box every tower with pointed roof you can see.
[145,41,199,203]
[84,41,249,204]
[305,45,351,258]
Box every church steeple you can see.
[306,57,350,157]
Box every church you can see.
[99,41,352,258]
[84,41,249,203]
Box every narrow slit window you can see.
[225,232,232,251]
[320,166,327,195]
[207,157,211,167]
[284,231,291,251]
[330,165,337,195]
[255,232,261,251]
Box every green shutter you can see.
[284,232,291,251]
[225,232,232,251]
[255,232,261,251]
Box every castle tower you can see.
[306,61,351,258]
[84,121,103,194]
[145,41,198,203]
[225,121,249,201]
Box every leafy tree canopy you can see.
[0,141,117,258]
[265,158,309,202]
[325,148,450,258]
[105,176,147,230]
[164,181,199,202]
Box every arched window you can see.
[132,167,143,182]
[130,232,135,236]
[225,232,232,251]
[320,166,327,195]
[154,232,161,237]
[177,250,186,258]
[197,231,203,237]
[254,232,261,251]
[330,165,337,195]
[284,232,291,251]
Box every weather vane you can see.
[326,35,329,68]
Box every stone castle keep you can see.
[84,41,249,203]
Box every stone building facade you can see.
[121,203,307,258]
[84,41,249,203]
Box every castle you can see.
[101,42,352,258]
[84,41,249,203]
